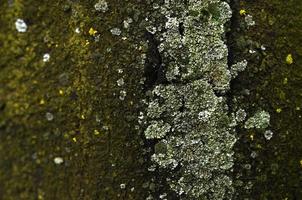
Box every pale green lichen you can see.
[235,108,247,123]
[230,60,248,78]
[94,0,108,13]
[145,120,171,139]
[144,0,238,199]
[244,110,270,129]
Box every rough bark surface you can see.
[1,0,302,200]
[0,1,152,199]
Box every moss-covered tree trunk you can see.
[0,1,152,199]
[1,0,302,199]
[230,0,302,199]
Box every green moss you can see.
[0,1,153,199]
[230,0,302,199]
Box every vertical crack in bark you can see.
[144,31,165,90]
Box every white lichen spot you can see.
[235,108,247,122]
[198,110,212,122]
[54,157,64,165]
[120,183,126,189]
[94,0,108,13]
[106,48,111,53]
[15,19,27,32]
[249,49,256,54]
[165,16,179,30]
[123,18,133,29]
[245,14,255,26]
[261,45,266,51]
[264,130,274,140]
[110,27,121,36]
[75,27,80,34]
[45,112,54,121]
[116,78,124,86]
[43,53,50,62]
[251,151,257,158]
[119,90,127,100]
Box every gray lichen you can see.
[231,60,248,78]
[143,0,238,199]
[15,18,27,32]
[264,130,274,140]
[145,120,171,139]
[244,110,270,129]
[235,108,247,123]
[245,14,255,26]
[94,0,108,13]
[110,27,121,36]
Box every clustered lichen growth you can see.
[244,110,270,130]
[143,0,244,199]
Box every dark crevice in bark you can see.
[143,31,166,91]
[226,0,240,67]
[142,29,180,200]
[226,0,241,109]
[178,22,185,36]
[225,0,242,196]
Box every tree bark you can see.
[0,1,151,199]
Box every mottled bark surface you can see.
[0,1,152,199]
[230,0,302,199]
[1,0,302,199]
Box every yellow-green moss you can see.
[230,0,302,199]
[0,1,152,199]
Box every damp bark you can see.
[0,1,154,199]
[229,0,302,199]
[1,0,302,199]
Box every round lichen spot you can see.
[123,18,133,29]
[116,78,124,86]
[75,27,80,34]
[53,157,64,165]
[236,108,247,122]
[45,112,54,121]
[110,28,121,36]
[245,14,255,26]
[120,183,126,189]
[43,53,50,62]
[264,130,274,140]
[119,90,127,100]
[94,0,108,13]
[15,18,27,32]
